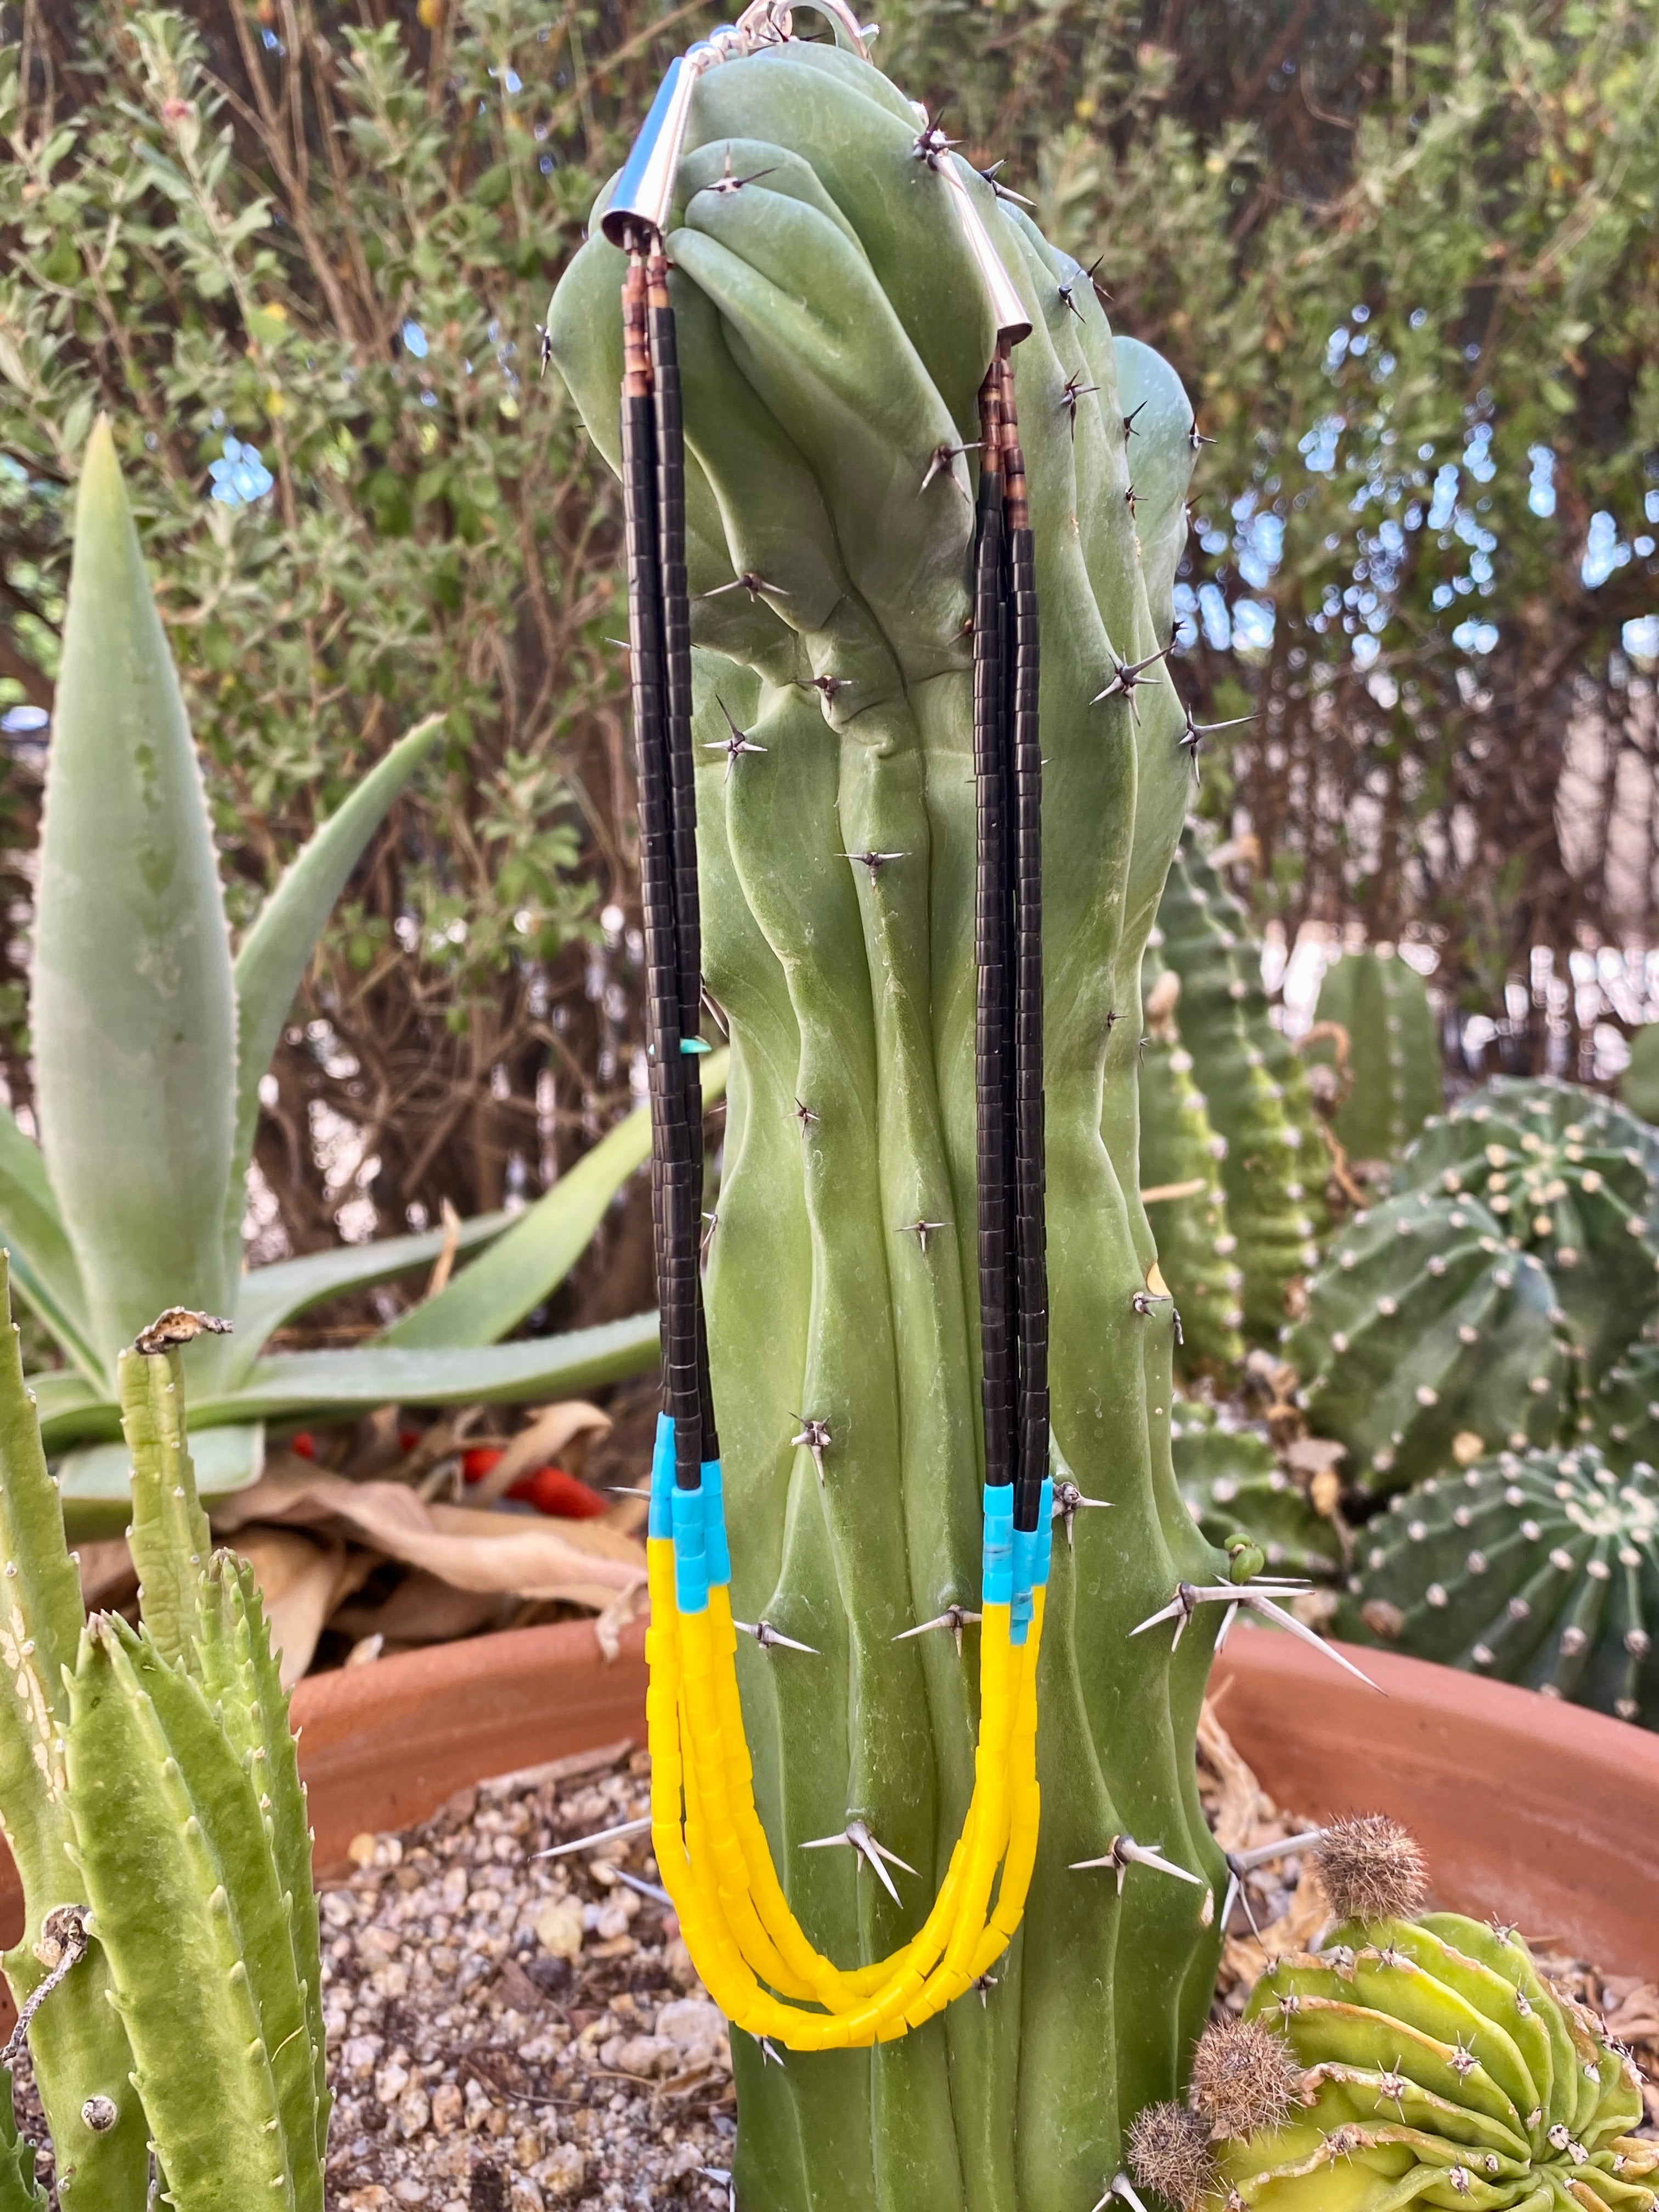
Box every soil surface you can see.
[14,1703,1652,2210]
[313,1702,1655,2209]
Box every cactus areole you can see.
[545,5,1282,2200]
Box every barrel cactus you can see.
[1171,1402,1340,1579]
[1585,1338,1659,1474]
[1153,836,1323,1338]
[1142,957,1245,1372]
[1392,1077,1659,1380]
[549,33,1232,2211]
[1348,1443,1659,1726]
[1288,1189,1572,1498]
[1213,1909,1656,2208]
[1307,946,1443,1165]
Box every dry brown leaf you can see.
[236,1526,375,1689]
[466,1400,612,1505]
[1198,1695,1273,1852]
[331,1571,512,1647]
[212,1461,646,1612]
[1281,1437,1346,1479]
[1607,1985,1659,2042]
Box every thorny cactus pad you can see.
[1308,948,1443,1166]
[549,36,1227,2212]
[1171,1402,1340,1580]
[1141,956,1245,1372]
[1288,1190,1571,1498]
[1216,1914,1658,2209]
[1350,1445,1659,1727]
[1392,1077,1659,1381]
[1153,836,1323,1338]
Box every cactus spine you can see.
[1350,1444,1658,1726]
[1153,836,1323,1337]
[1308,946,1443,1164]
[0,1265,325,2207]
[1288,1190,1572,1497]
[1141,957,1245,1372]
[550,42,1226,2211]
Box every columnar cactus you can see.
[1141,957,1245,1372]
[0,1265,326,2208]
[549,37,1230,2210]
[1307,946,1443,1164]
[1171,1402,1340,1579]
[1215,1910,1656,2208]
[1349,1444,1658,1726]
[1392,1077,1659,1380]
[1153,836,1323,1337]
[1288,1190,1571,1497]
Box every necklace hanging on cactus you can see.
[594,0,1056,2051]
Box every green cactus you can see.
[1618,1024,1659,1125]
[1391,1076,1659,1381]
[549,40,1231,2212]
[13,421,716,1528]
[1171,1402,1341,1581]
[0,1261,327,2208]
[1347,1444,1658,1727]
[1215,1912,1657,2208]
[1585,1338,1659,1474]
[1141,956,1245,1372]
[1153,834,1324,1338]
[1287,1189,1572,1498]
[1307,947,1443,1165]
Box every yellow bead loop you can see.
[646,1527,1047,2050]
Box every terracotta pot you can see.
[0,1621,1653,2040]
[1210,1627,1659,1980]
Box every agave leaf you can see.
[32,418,236,1362]
[0,1115,102,1382]
[53,1422,265,1542]
[230,1207,510,1371]
[226,714,447,1274]
[381,1051,728,1349]
[191,1313,659,1423]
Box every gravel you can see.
[319,1742,732,2212]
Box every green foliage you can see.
[1171,1401,1339,1580]
[1153,832,1324,1338]
[1289,1188,1572,1498]
[8,424,697,1523]
[551,46,1223,2209]
[1139,955,1244,1372]
[1621,1026,1659,1125]
[1309,947,1444,1165]
[1349,1443,1659,1729]
[1221,1914,1656,2208]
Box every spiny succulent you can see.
[1583,1337,1659,1476]
[550,37,1224,2210]
[1189,2015,1303,2142]
[1140,953,1245,1372]
[1349,1444,1659,1727]
[1172,1401,1341,1579]
[1393,1076,1659,1380]
[1312,1813,1429,1928]
[1288,1188,1572,1498]
[1153,834,1324,1338]
[1127,2099,1216,2211]
[1307,946,1443,1166]
[1215,1911,1657,2209]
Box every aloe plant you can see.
[0,1265,328,2210]
[14,422,716,1525]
